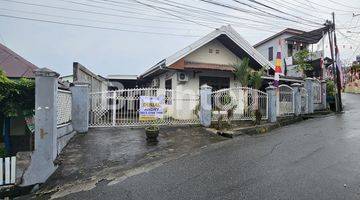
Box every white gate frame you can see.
[89,88,200,127]
[277,84,295,116]
[0,156,16,186]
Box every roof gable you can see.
[166,25,274,70]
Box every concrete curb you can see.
[216,111,333,138]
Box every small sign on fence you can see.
[139,96,164,121]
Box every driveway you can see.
[51,93,360,200]
[33,126,227,199]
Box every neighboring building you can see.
[0,43,38,154]
[254,27,329,79]
[73,62,108,93]
[107,74,138,90]
[0,43,38,78]
[139,25,274,93]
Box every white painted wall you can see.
[184,39,241,65]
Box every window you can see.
[287,44,293,57]
[215,49,220,54]
[209,49,213,53]
[268,47,274,61]
[165,79,172,105]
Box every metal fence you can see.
[211,87,268,121]
[278,85,294,116]
[57,89,72,127]
[89,88,200,127]
[300,87,309,114]
[313,79,322,104]
[0,156,16,186]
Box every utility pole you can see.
[326,13,343,112]
[327,19,339,112]
[332,12,343,112]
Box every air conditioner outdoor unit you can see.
[151,78,160,88]
[177,72,189,82]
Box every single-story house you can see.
[139,25,275,94]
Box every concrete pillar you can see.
[291,83,301,116]
[71,82,90,133]
[305,78,314,113]
[200,84,212,127]
[266,86,277,123]
[21,68,59,186]
[321,80,327,110]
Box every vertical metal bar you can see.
[112,91,116,127]
[5,157,10,184]
[10,157,15,184]
[0,158,3,185]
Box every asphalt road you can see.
[61,93,360,200]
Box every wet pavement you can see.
[43,93,360,200]
[29,126,227,199]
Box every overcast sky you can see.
[0,0,359,77]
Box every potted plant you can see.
[145,125,160,143]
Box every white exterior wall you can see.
[184,39,241,65]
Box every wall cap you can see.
[35,68,59,77]
[200,84,212,89]
[266,86,277,90]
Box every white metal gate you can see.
[278,84,295,116]
[211,87,268,121]
[89,88,200,127]
[300,87,308,114]
[0,156,16,186]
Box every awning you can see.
[286,26,329,44]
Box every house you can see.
[0,43,38,155]
[254,27,329,79]
[139,25,274,94]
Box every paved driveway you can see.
[55,93,360,200]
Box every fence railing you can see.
[57,89,72,127]
[211,87,268,121]
[0,156,16,186]
[278,84,295,116]
[89,88,200,127]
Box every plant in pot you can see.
[145,125,160,144]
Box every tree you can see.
[234,57,251,87]
[293,49,313,77]
[249,68,264,90]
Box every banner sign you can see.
[139,96,164,121]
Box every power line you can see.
[0,14,203,37]
[0,7,208,31]
[198,0,321,27]
[245,0,324,25]
[0,0,194,24]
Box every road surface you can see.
[60,93,360,200]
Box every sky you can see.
[0,0,359,77]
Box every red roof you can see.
[0,43,38,78]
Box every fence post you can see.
[200,84,212,127]
[70,82,90,133]
[21,68,59,186]
[321,80,327,110]
[305,78,314,113]
[266,86,277,123]
[291,83,301,116]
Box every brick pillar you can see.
[305,78,314,113]
[266,86,277,123]
[70,82,90,133]
[200,84,212,127]
[291,83,301,116]
[21,68,59,186]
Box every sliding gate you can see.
[89,88,200,127]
